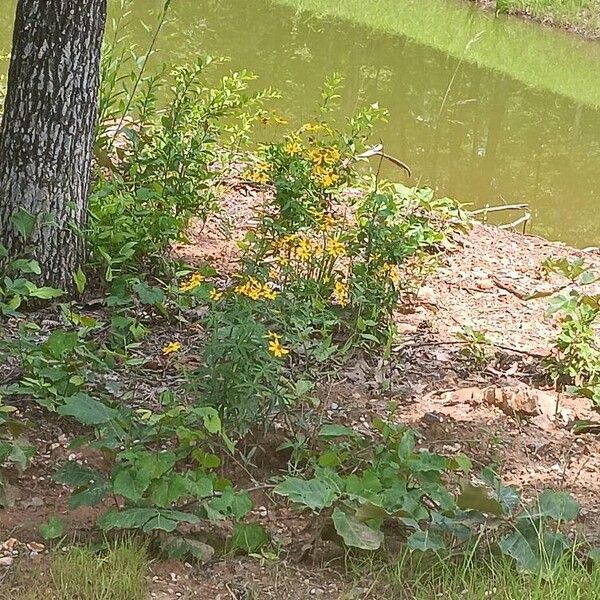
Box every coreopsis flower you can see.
[162,341,182,355]
[333,280,349,307]
[283,135,303,156]
[267,331,289,358]
[326,237,346,258]
[180,273,204,292]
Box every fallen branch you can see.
[351,144,412,177]
[469,203,529,216]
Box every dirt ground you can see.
[3,194,600,597]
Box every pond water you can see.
[1,0,600,246]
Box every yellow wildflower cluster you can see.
[382,262,401,286]
[267,331,289,358]
[209,288,223,301]
[180,273,204,292]
[244,161,271,185]
[319,213,337,233]
[332,280,349,307]
[162,341,182,355]
[283,134,303,156]
[326,237,346,258]
[235,276,277,301]
[308,146,341,167]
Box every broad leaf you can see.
[57,394,118,425]
[274,477,339,511]
[39,517,64,540]
[407,530,445,552]
[231,522,270,553]
[457,483,504,516]
[98,508,158,531]
[536,490,580,521]
[332,508,383,550]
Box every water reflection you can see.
[1,0,598,245]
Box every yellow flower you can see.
[244,161,271,185]
[325,146,340,165]
[309,146,340,167]
[295,237,313,262]
[209,288,223,301]
[180,273,204,292]
[162,341,182,355]
[320,213,337,233]
[284,134,303,156]
[261,284,277,300]
[320,171,340,188]
[235,277,276,301]
[267,332,289,358]
[333,280,349,308]
[273,115,289,124]
[302,122,322,132]
[326,237,346,258]
[383,263,401,286]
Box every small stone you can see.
[0,556,14,567]
[417,286,436,305]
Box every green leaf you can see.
[407,530,445,552]
[98,508,158,531]
[142,513,179,533]
[150,474,189,507]
[142,510,200,534]
[457,483,504,516]
[28,286,64,299]
[74,268,87,294]
[54,462,105,488]
[536,490,580,521]
[133,281,165,306]
[274,477,339,511]
[161,536,214,563]
[192,407,221,434]
[39,517,64,540]
[11,259,41,275]
[318,424,359,438]
[231,522,270,554]
[404,451,448,472]
[57,394,118,425]
[54,462,110,509]
[11,209,36,238]
[499,520,571,574]
[69,477,111,509]
[112,468,151,502]
[332,508,383,550]
[44,330,79,358]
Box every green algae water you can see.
[1,0,599,246]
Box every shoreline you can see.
[468,0,600,40]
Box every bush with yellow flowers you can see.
[187,95,464,433]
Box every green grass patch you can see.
[350,549,600,599]
[1,539,148,600]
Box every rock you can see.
[0,556,14,567]
[442,387,484,404]
[416,286,437,306]
[475,278,495,291]
[484,385,561,418]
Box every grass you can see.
[495,0,600,34]
[351,549,600,599]
[1,539,148,600]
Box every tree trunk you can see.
[0,0,107,290]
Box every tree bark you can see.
[0,0,107,290]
